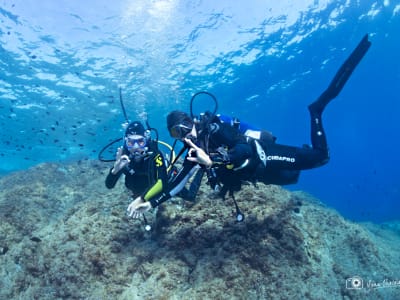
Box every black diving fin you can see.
[309,34,371,115]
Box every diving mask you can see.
[125,134,147,150]
[169,123,193,139]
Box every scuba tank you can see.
[217,114,276,144]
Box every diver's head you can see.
[167,111,196,141]
[124,121,149,158]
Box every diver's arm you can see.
[112,147,131,174]
[105,147,130,189]
[210,122,253,167]
[149,162,200,207]
[127,160,199,217]
[131,149,198,208]
[105,167,123,189]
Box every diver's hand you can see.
[112,147,130,174]
[185,138,212,168]
[127,196,144,218]
[134,202,152,215]
[127,197,151,219]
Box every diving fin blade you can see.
[309,34,371,115]
[331,33,371,96]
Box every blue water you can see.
[1,0,399,223]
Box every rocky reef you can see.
[1,160,399,299]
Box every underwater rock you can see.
[0,160,399,299]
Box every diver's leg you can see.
[263,143,327,170]
[257,166,300,185]
[309,110,329,157]
[258,35,372,184]
[187,168,205,201]
[177,168,205,201]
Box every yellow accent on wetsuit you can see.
[155,155,163,167]
[226,164,234,170]
[143,179,163,201]
[157,140,176,171]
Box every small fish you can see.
[30,237,41,243]
[1,246,9,255]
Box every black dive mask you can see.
[169,123,193,139]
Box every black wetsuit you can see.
[105,141,168,201]
[200,116,328,195]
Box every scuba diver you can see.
[105,121,169,205]
[126,111,217,219]
[99,88,175,228]
[126,34,371,220]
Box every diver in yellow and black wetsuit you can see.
[105,121,168,203]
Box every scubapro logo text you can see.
[267,156,295,163]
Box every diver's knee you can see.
[318,153,330,167]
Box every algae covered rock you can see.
[0,160,399,299]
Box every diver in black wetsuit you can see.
[126,34,371,218]
[105,121,169,202]
[225,34,371,193]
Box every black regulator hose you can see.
[146,120,159,143]
[190,91,218,119]
[120,87,130,123]
[98,88,129,162]
[98,137,122,162]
